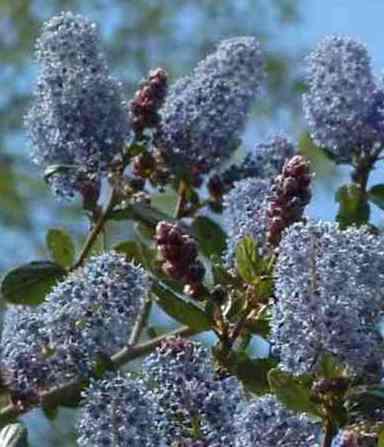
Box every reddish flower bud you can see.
[130,68,168,136]
[267,155,312,247]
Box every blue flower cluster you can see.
[303,35,384,163]
[25,12,130,198]
[1,252,149,398]
[223,178,270,266]
[143,338,243,446]
[157,37,264,174]
[271,221,384,376]
[234,395,321,446]
[78,373,166,446]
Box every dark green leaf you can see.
[109,203,172,227]
[1,261,66,305]
[215,349,277,394]
[0,423,28,447]
[152,191,178,217]
[244,314,271,338]
[268,369,321,416]
[318,353,345,379]
[211,256,241,287]
[336,184,370,228]
[113,240,143,264]
[192,216,226,258]
[152,283,211,331]
[126,142,146,157]
[46,228,75,268]
[368,184,384,210]
[235,236,264,284]
[94,353,115,379]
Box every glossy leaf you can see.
[336,184,370,228]
[1,261,66,305]
[46,228,75,268]
[192,216,227,258]
[152,283,211,331]
[235,236,264,284]
[215,349,277,394]
[113,240,143,264]
[109,203,172,227]
[268,369,321,416]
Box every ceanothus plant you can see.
[1,11,384,447]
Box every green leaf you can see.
[94,352,115,379]
[211,256,241,288]
[244,309,271,338]
[126,142,146,157]
[109,203,172,227]
[268,369,321,416]
[46,228,75,268]
[152,191,178,217]
[152,283,211,331]
[336,184,370,228]
[368,184,384,210]
[192,216,226,258]
[235,236,264,284]
[1,261,66,305]
[318,353,345,379]
[0,423,28,447]
[113,240,143,264]
[235,357,277,394]
[215,349,277,394]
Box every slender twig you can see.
[73,189,116,269]
[321,419,334,447]
[0,325,199,425]
[128,299,153,345]
[174,179,187,219]
[112,325,197,367]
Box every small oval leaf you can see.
[268,368,321,416]
[336,184,370,228]
[235,236,263,284]
[46,228,75,268]
[1,261,66,305]
[152,283,211,331]
[192,216,226,258]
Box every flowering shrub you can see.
[1,11,384,447]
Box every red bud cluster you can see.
[130,68,168,136]
[155,221,205,298]
[267,155,312,247]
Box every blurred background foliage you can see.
[0,0,308,273]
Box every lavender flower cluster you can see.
[1,252,149,399]
[78,338,321,446]
[234,395,321,447]
[25,12,130,198]
[143,338,242,446]
[221,135,296,189]
[303,35,384,163]
[156,37,264,174]
[78,373,165,446]
[271,221,384,376]
[223,177,270,266]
